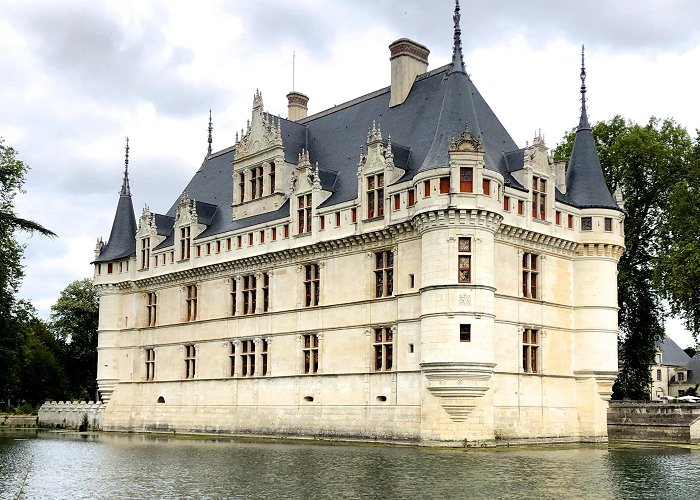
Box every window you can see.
[248,233,253,246]
[251,166,263,199]
[503,195,510,212]
[409,273,415,289]
[206,242,211,255]
[423,180,431,198]
[284,224,290,238]
[522,329,539,373]
[303,334,319,374]
[373,327,393,371]
[319,216,325,231]
[335,211,341,227]
[196,245,201,258]
[351,207,357,223]
[393,194,401,210]
[262,273,270,312]
[97,264,101,275]
[184,344,196,379]
[260,230,265,243]
[532,176,546,220]
[146,292,157,327]
[568,214,574,229]
[141,237,150,269]
[261,339,269,376]
[656,369,662,381]
[679,389,686,397]
[272,227,277,241]
[227,238,232,250]
[145,348,155,381]
[604,217,613,232]
[216,240,221,253]
[367,173,384,218]
[522,253,539,299]
[408,189,416,207]
[555,211,561,225]
[231,279,237,316]
[107,263,113,274]
[243,275,256,315]
[581,216,592,231]
[678,371,685,382]
[483,179,491,196]
[374,250,394,298]
[458,237,471,283]
[238,172,245,202]
[186,285,197,321]
[460,324,471,342]
[240,339,255,377]
[229,343,236,377]
[459,167,473,192]
[517,200,524,215]
[304,264,320,307]
[298,194,312,234]
[440,176,450,194]
[237,235,242,248]
[269,162,275,193]
[180,227,191,260]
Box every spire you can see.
[120,137,131,196]
[578,45,590,131]
[207,109,213,156]
[449,0,466,75]
[564,46,619,210]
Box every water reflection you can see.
[1,430,700,499]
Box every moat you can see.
[2,430,700,499]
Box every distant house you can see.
[650,336,693,399]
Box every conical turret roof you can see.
[564,47,620,210]
[94,139,137,262]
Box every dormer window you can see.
[367,173,384,219]
[238,172,245,203]
[251,166,264,199]
[180,226,191,260]
[140,237,150,270]
[297,194,312,234]
[532,176,547,220]
[459,168,473,193]
[269,162,276,192]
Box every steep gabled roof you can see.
[564,47,620,211]
[94,142,137,263]
[656,336,691,367]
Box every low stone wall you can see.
[38,401,105,430]
[608,402,700,444]
[0,414,37,428]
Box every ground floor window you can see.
[373,327,393,371]
[522,329,539,373]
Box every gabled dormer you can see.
[448,126,486,197]
[175,192,205,262]
[232,90,290,220]
[357,122,405,222]
[514,134,556,222]
[291,149,331,237]
[136,206,166,270]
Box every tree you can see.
[0,138,56,407]
[553,116,697,399]
[50,279,99,400]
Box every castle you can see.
[92,2,624,445]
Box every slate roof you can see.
[686,354,700,383]
[94,168,137,263]
[97,7,620,259]
[656,336,691,367]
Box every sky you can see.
[2,0,699,347]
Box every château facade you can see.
[92,3,625,445]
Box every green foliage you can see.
[553,117,698,400]
[50,279,99,400]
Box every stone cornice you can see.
[496,223,579,256]
[576,242,625,260]
[412,208,502,234]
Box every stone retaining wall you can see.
[608,402,700,444]
[38,401,105,430]
[0,414,37,428]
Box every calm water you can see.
[2,430,700,499]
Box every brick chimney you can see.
[389,38,429,107]
[287,91,309,121]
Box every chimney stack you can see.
[389,38,429,107]
[287,91,309,121]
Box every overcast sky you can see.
[2,0,699,347]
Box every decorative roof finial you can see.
[449,0,466,75]
[578,45,590,130]
[121,136,131,196]
[207,109,213,156]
